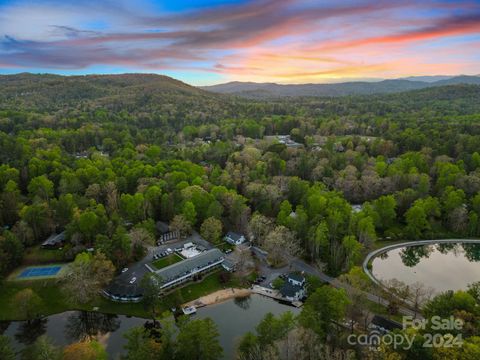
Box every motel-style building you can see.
[154,248,225,289]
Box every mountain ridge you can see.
[201,75,480,98]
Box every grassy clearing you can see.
[152,253,183,270]
[23,245,66,265]
[215,241,235,252]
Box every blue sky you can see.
[0,0,479,85]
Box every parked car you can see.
[225,249,233,254]
[153,254,159,260]
[167,248,173,254]
[129,277,137,284]
[121,267,128,273]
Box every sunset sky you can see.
[0,0,479,85]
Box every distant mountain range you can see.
[201,75,480,98]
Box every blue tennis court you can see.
[18,266,62,278]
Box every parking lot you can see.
[104,231,216,301]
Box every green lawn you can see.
[152,253,183,269]
[23,245,66,265]
[215,241,235,252]
[0,269,242,321]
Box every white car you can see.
[167,248,173,254]
[121,268,128,273]
[129,277,137,284]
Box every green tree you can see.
[0,335,15,360]
[20,203,53,242]
[140,273,163,324]
[21,336,61,360]
[182,201,197,226]
[200,217,223,244]
[299,285,350,340]
[13,288,43,319]
[61,252,115,304]
[175,318,223,360]
[28,175,54,202]
[170,214,192,238]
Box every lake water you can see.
[371,242,480,293]
[0,294,298,359]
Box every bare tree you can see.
[263,226,302,267]
[408,281,435,318]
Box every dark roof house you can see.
[287,273,305,286]
[279,282,305,301]
[224,231,246,245]
[371,315,402,332]
[41,231,66,249]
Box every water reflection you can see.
[15,318,47,345]
[65,312,120,342]
[0,321,11,335]
[2,295,297,360]
[463,244,480,262]
[233,295,251,310]
[373,243,480,294]
[399,245,433,267]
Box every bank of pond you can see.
[1,294,300,359]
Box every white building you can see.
[287,273,305,287]
[224,231,246,245]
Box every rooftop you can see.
[225,231,244,242]
[42,231,66,247]
[371,315,402,331]
[154,248,224,285]
[280,282,303,298]
[288,273,305,283]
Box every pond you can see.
[0,294,299,359]
[371,242,480,294]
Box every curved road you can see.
[252,246,419,318]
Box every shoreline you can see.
[183,287,252,308]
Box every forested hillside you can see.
[1,74,480,279]
[1,73,480,359]
[201,75,480,98]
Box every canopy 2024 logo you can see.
[347,316,464,350]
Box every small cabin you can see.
[224,231,246,246]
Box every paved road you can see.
[251,246,419,318]
[105,231,214,299]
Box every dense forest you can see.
[1,74,480,359]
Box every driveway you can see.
[104,231,213,300]
[251,246,419,318]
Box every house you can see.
[264,135,303,148]
[154,249,224,289]
[287,273,305,287]
[222,258,236,272]
[224,231,246,245]
[370,315,402,333]
[279,282,305,302]
[41,231,66,249]
[351,204,363,213]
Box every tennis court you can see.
[18,266,62,278]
